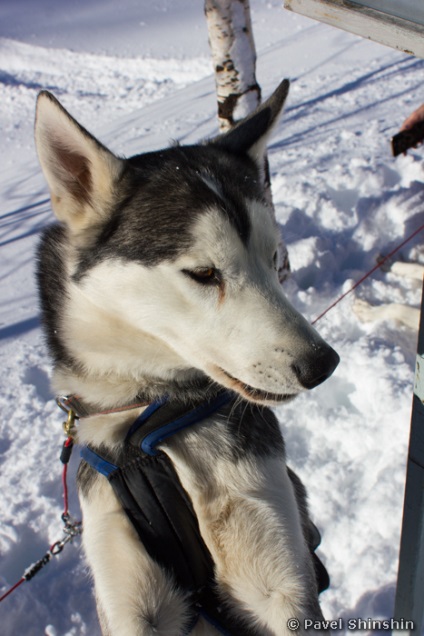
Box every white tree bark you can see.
[204,0,261,131]
[204,0,290,282]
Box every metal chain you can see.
[0,411,82,603]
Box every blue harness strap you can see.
[128,391,233,455]
[80,446,118,477]
[124,397,167,442]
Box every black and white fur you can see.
[35,81,339,636]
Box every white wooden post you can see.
[393,281,424,635]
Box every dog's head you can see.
[35,81,339,405]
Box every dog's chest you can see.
[161,401,287,531]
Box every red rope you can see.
[0,435,78,603]
[311,221,424,325]
[0,578,25,603]
[62,437,73,517]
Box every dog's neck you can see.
[53,363,223,451]
[53,363,219,414]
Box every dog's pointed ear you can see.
[210,79,290,167]
[35,91,124,236]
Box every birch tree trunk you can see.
[204,0,290,282]
[204,0,260,131]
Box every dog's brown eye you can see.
[183,267,220,285]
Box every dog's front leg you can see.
[196,456,323,636]
[79,472,191,636]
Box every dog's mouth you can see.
[213,367,294,405]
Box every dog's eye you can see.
[273,250,278,270]
[183,267,221,285]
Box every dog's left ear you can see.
[35,91,124,239]
[210,79,290,167]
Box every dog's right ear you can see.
[35,91,124,237]
[210,79,290,169]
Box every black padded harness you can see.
[81,391,329,635]
[81,391,253,635]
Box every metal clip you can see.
[63,515,83,538]
[50,538,67,556]
[63,409,77,438]
[56,395,72,414]
[56,396,79,439]
[49,515,82,556]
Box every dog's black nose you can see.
[292,346,340,390]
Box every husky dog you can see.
[35,80,339,636]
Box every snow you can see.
[1,1,424,634]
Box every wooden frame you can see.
[284,0,424,58]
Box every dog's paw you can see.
[353,298,420,330]
[352,298,375,323]
[390,261,424,282]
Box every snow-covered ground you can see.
[1,1,424,634]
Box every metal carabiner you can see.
[63,516,83,539]
[56,396,79,439]
[50,539,66,556]
[56,395,72,414]
[63,409,77,438]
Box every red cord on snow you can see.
[0,578,26,602]
[0,435,81,603]
[312,221,424,325]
